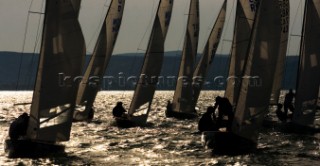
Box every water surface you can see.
[0,91,319,165]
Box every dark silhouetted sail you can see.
[128,0,174,125]
[192,0,226,107]
[232,0,287,143]
[293,0,320,126]
[224,0,258,106]
[75,0,125,115]
[27,0,86,142]
[270,0,290,105]
[172,0,199,113]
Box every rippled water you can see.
[0,91,319,165]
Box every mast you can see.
[296,0,308,92]
[192,0,226,107]
[27,0,86,142]
[172,0,199,113]
[128,0,174,119]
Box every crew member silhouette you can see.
[284,89,295,118]
[213,96,234,131]
[198,106,218,132]
[165,100,174,117]
[276,103,287,122]
[9,112,29,140]
[112,102,127,118]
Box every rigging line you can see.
[172,1,189,76]
[224,0,239,82]
[39,107,72,124]
[27,0,45,90]
[29,11,44,14]
[125,0,158,93]
[199,0,223,54]
[219,0,235,55]
[15,0,36,90]
[86,0,110,54]
[290,0,303,38]
[284,0,303,88]
[220,0,236,80]
[281,1,294,91]
[295,0,308,92]
[137,0,158,51]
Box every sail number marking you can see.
[118,0,123,12]
[249,0,259,12]
[279,0,289,33]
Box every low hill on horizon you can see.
[0,51,298,90]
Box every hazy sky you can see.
[0,0,305,55]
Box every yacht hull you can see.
[201,131,256,155]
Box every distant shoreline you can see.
[0,51,299,90]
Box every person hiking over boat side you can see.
[165,100,174,117]
[284,89,295,118]
[9,112,29,140]
[213,96,234,131]
[276,103,287,122]
[112,102,127,118]
[198,106,219,132]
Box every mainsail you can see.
[128,0,173,123]
[224,0,258,106]
[75,0,125,113]
[232,0,288,143]
[172,0,199,113]
[27,0,86,142]
[293,0,320,126]
[192,0,226,106]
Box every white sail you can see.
[293,0,320,126]
[192,0,226,106]
[128,0,174,121]
[27,0,86,142]
[270,0,290,105]
[224,0,258,106]
[232,0,288,143]
[75,0,125,110]
[172,0,199,113]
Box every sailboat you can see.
[202,0,290,154]
[115,0,173,127]
[269,0,290,106]
[166,0,199,119]
[192,0,226,111]
[73,0,126,121]
[5,0,86,157]
[286,0,320,133]
[224,0,259,106]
